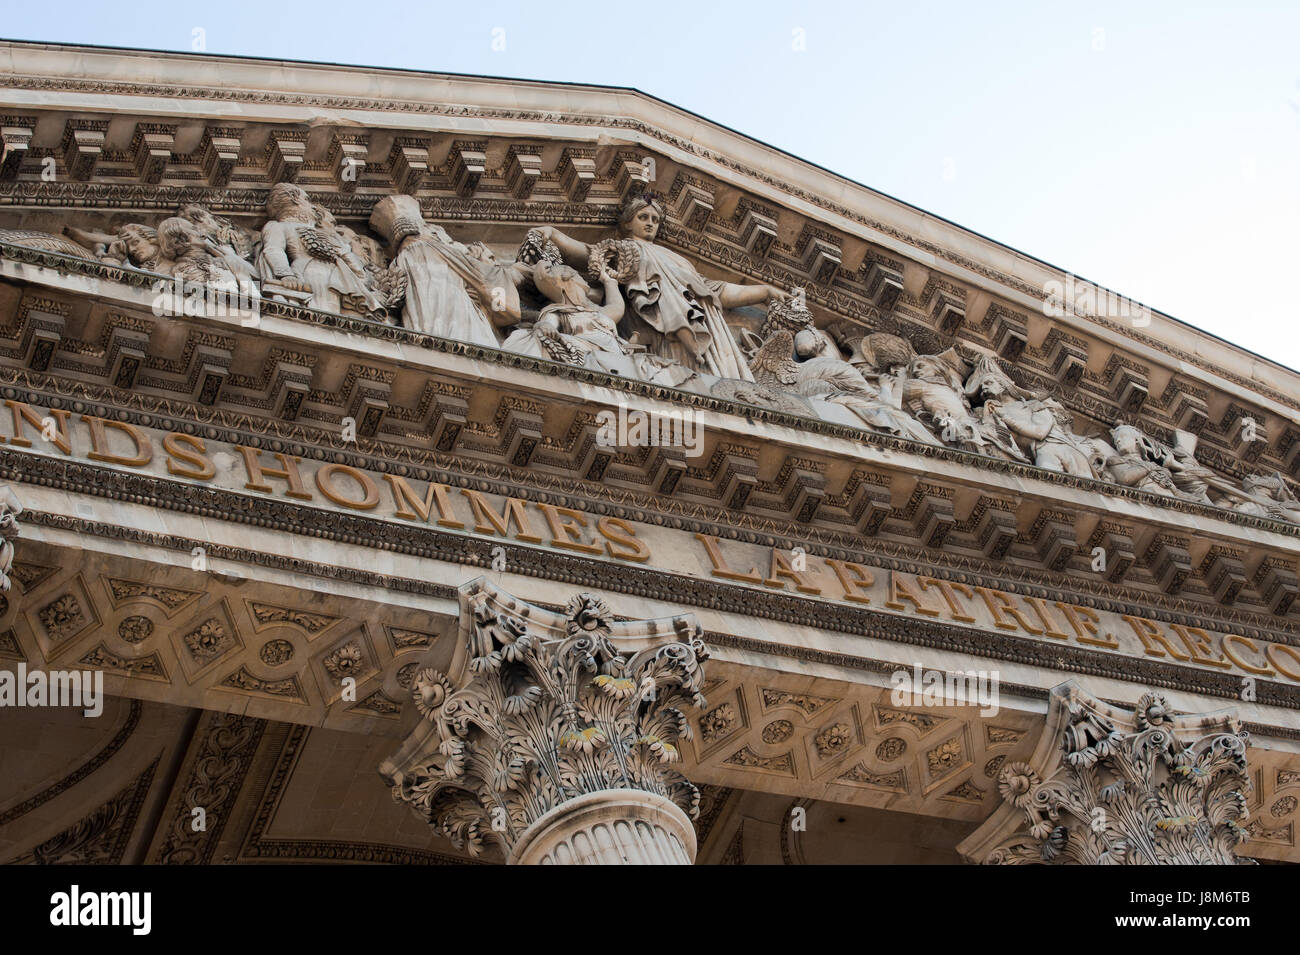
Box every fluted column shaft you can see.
[509,790,696,865]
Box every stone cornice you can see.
[3,40,1298,421]
[4,244,1300,563]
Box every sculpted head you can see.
[267,183,314,222]
[908,355,942,381]
[179,203,221,232]
[313,204,339,231]
[963,355,1021,402]
[1111,424,1142,454]
[113,223,159,267]
[617,194,664,241]
[532,259,592,305]
[156,217,203,260]
[369,194,426,249]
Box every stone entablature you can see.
[4,380,1300,699]
[3,260,1300,640]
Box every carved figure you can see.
[369,194,523,345]
[899,350,989,453]
[156,217,242,287]
[65,223,160,270]
[503,250,691,386]
[1098,425,1178,494]
[1233,472,1300,521]
[178,203,258,285]
[1140,430,1227,505]
[750,300,936,442]
[259,183,385,317]
[751,299,875,398]
[536,194,787,381]
[965,356,1097,471]
[0,484,20,593]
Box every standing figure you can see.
[535,194,787,381]
[258,183,386,318]
[369,195,523,346]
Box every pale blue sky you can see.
[5,1,1299,367]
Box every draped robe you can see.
[620,238,754,381]
[394,230,520,345]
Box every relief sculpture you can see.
[0,175,1289,528]
[534,193,787,381]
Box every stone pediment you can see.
[1,40,1300,631]
[2,41,1299,867]
[1,43,1296,505]
[0,43,1297,707]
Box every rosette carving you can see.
[960,683,1254,865]
[381,578,708,861]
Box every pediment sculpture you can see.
[1,187,1296,526]
[535,192,786,381]
[259,183,387,318]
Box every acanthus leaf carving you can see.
[960,682,1254,865]
[380,578,708,861]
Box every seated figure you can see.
[504,253,692,387]
[156,217,242,287]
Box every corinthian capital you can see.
[959,682,1253,865]
[381,578,709,864]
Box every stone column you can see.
[380,578,710,865]
[958,682,1254,864]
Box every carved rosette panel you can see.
[960,682,1254,865]
[1,540,451,729]
[380,577,709,864]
